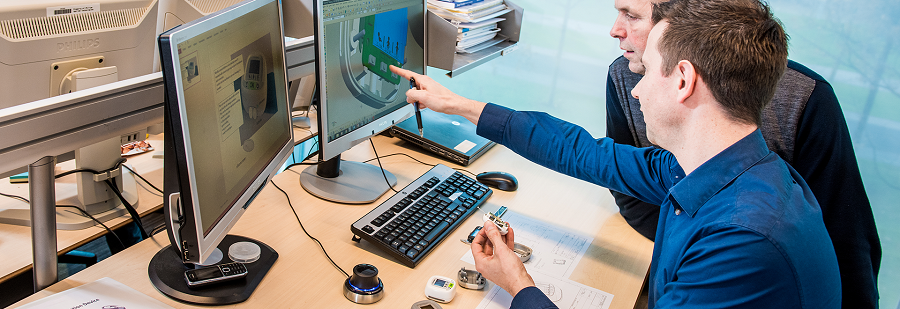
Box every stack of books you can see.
[427,0,512,53]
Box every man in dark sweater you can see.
[607,0,881,307]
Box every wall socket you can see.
[121,129,148,145]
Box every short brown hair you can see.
[651,0,788,125]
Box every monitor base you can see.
[299,160,397,204]
[148,235,278,305]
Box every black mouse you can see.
[476,171,518,191]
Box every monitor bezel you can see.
[160,0,294,264]
[312,0,426,161]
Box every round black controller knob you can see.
[343,264,384,304]
[350,264,380,289]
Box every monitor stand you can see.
[148,235,278,305]
[299,155,397,204]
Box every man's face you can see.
[632,22,680,147]
[610,0,654,74]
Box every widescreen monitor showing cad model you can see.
[300,0,425,204]
[315,0,425,160]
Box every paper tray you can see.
[427,0,523,77]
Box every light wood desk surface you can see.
[11,134,654,309]
[0,126,318,284]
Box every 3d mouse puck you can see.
[344,264,384,304]
[228,241,261,263]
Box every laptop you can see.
[390,109,495,166]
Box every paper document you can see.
[457,17,505,29]
[475,271,614,309]
[15,277,174,309]
[461,211,593,279]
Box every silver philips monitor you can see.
[150,0,293,304]
[300,0,426,204]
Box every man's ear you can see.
[674,60,697,106]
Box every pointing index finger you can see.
[389,65,417,81]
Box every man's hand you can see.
[389,65,487,125]
[471,221,535,296]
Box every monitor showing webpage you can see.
[171,0,291,235]
[319,0,425,144]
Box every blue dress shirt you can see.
[476,103,841,309]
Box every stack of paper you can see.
[428,0,512,53]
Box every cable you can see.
[270,179,350,278]
[56,205,126,250]
[0,192,29,204]
[0,192,128,249]
[52,159,149,239]
[369,139,398,193]
[360,152,479,177]
[105,179,149,239]
[55,158,126,179]
[150,223,168,236]
[121,165,163,193]
[305,137,319,161]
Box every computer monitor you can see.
[149,0,293,304]
[300,0,426,204]
[0,0,159,109]
[155,0,313,68]
[0,0,160,229]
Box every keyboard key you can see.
[362,225,375,234]
[406,249,419,259]
[425,221,450,242]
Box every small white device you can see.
[483,212,509,235]
[424,275,457,303]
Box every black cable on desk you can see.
[56,205,126,250]
[121,165,162,193]
[104,179,148,239]
[270,179,350,279]
[55,158,126,178]
[53,158,148,239]
[369,139,398,193]
[0,192,128,250]
[361,152,478,178]
[0,192,29,204]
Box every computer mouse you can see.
[476,171,518,191]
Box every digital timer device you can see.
[424,275,457,303]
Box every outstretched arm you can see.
[390,65,486,125]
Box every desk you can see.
[0,125,318,285]
[11,134,654,309]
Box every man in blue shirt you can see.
[606,1,880,307]
[390,0,841,307]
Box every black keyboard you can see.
[350,164,492,268]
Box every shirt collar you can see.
[669,130,770,217]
